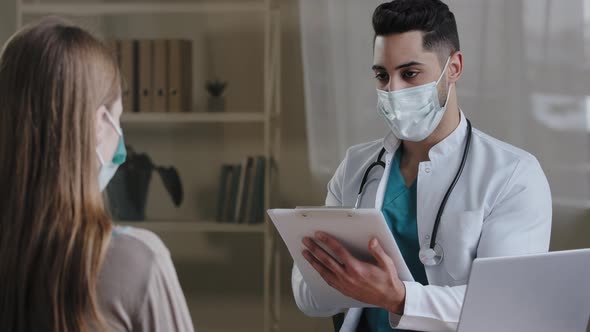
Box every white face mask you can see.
[98,158,119,192]
[377,57,452,142]
[97,111,126,192]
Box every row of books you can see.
[216,156,266,224]
[106,39,193,113]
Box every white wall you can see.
[0,1,16,45]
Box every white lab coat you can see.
[292,112,552,332]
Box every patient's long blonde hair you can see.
[0,18,120,332]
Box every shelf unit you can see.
[118,221,267,233]
[20,2,267,16]
[121,112,267,124]
[16,1,282,331]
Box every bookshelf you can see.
[118,221,267,233]
[121,112,267,124]
[20,3,268,16]
[17,1,282,331]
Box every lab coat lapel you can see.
[339,308,363,332]
[374,151,393,210]
[374,132,400,210]
[416,113,469,277]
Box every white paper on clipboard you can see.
[268,208,413,309]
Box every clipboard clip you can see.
[354,194,362,210]
[299,211,355,219]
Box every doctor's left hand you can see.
[302,232,406,314]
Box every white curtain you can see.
[299,0,389,181]
[300,0,590,232]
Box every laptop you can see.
[457,249,590,332]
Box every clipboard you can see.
[267,208,413,309]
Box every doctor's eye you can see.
[402,71,418,79]
[374,72,389,82]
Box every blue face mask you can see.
[97,111,126,191]
[111,135,127,165]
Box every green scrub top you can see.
[361,148,428,332]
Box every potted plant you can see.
[206,79,228,112]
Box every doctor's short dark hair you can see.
[372,0,460,62]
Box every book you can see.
[216,165,233,223]
[250,156,266,224]
[225,164,241,223]
[244,156,261,224]
[234,157,254,223]
[243,162,257,225]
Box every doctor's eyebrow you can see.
[394,61,424,70]
[372,65,387,72]
[372,61,425,72]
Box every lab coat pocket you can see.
[439,210,484,282]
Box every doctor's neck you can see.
[402,90,461,164]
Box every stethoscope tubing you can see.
[357,119,473,253]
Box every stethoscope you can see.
[354,119,473,267]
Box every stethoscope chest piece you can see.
[419,242,444,266]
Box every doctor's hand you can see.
[302,232,406,315]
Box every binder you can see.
[167,40,192,112]
[167,40,182,112]
[119,40,135,113]
[152,40,168,112]
[138,40,153,113]
[181,40,193,111]
[244,156,260,224]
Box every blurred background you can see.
[1,0,589,331]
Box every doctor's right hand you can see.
[302,232,406,314]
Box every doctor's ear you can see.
[446,51,463,84]
[95,105,108,146]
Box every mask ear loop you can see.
[436,56,453,108]
[440,83,454,109]
[103,110,123,137]
[96,149,106,166]
[435,56,452,86]
[96,109,122,166]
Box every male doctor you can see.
[292,0,552,331]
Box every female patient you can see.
[0,19,195,332]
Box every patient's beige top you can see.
[96,226,195,332]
